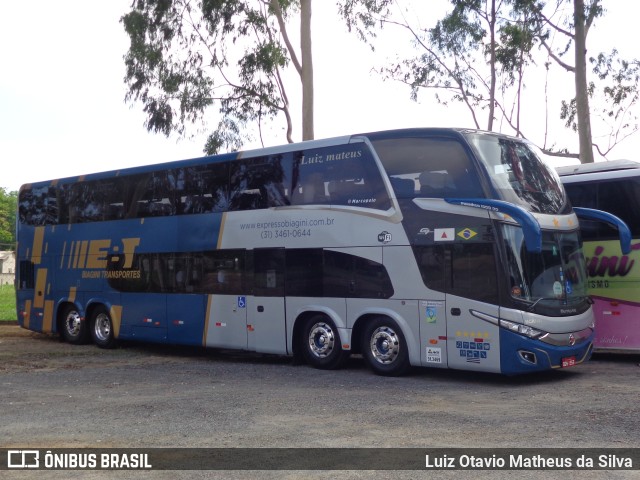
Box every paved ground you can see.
[1,324,639,479]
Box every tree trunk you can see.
[574,0,594,163]
[487,0,496,131]
[301,0,314,140]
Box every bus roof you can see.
[20,127,527,190]
[556,159,640,177]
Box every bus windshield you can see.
[465,134,570,215]
[502,224,589,311]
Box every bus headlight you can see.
[499,319,545,339]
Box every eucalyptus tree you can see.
[340,0,538,134]
[121,0,314,155]
[519,0,639,162]
[341,0,639,163]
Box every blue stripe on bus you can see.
[499,329,594,375]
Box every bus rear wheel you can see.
[90,306,117,349]
[60,305,89,344]
[301,315,347,370]
[361,317,410,376]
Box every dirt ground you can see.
[1,323,639,480]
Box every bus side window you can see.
[372,136,485,199]
[292,172,328,205]
[389,177,415,198]
[285,249,324,296]
[418,171,450,197]
[177,163,230,214]
[564,182,601,240]
[19,261,35,290]
[322,250,393,299]
[449,243,498,304]
[413,246,446,293]
[596,178,640,237]
[253,249,285,297]
[229,155,292,211]
[292,145,390,210]
[564,183,596,209]
[413,244,497,303]
[19,185,58,226]
[200,250,245,294]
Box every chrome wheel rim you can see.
[308,322,336,358]
[370,326,400,364]
[64,311,82,337]
[94,313,111,342]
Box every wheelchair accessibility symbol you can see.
[237,296,246,309]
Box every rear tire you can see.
[60,305,89,344]
[301,315,348,370]
[361,317,410,376]
[90,306,117,349]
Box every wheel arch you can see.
[352,309,420,367]
[55,300,84,336]
[290,305,348,360]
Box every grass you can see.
[0,284,17,321]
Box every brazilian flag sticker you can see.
[457,228,478,240]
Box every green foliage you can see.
[338,0,395,46]
[0,284,16,321]
[344,0,639,159]
[204,117,244,155]
[346,0,539,131]
[0,188,17,251]
[122,0,299,154]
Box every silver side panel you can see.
[205,294,287,355]
[205,295,248,350]
[345,298,422,367]
[218,209,409,250]
[248,296,287,355]
[383,246,434,299]
[285,297,347,354]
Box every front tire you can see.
[60,305,89,344]
[361,317,410,376]
[301,315,348,370]
[90,306,117,349]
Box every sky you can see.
[1,0,639,194]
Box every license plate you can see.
[561,356,576,368]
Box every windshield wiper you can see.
[524,296,590,311]
[525,297,556,312]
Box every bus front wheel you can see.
[301,315,347,370]
[361,317,410,376]
[90,307,117,349]
[60,305,89,345]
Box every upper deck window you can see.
[370,137,485,199]
[564,177,640,240]
[291,144,390,210]
[465,134,570,215]
[229,154,292,210]
[18,185,58,226]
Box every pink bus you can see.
[559,160,640,353]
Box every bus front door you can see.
[445,295,501,373]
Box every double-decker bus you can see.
[558,160,640,353]
[16,128,630,375]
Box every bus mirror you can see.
[572,207,632,255]
[445,198,542,253]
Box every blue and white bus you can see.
[16,128,629,375]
